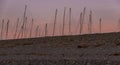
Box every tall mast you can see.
[69,8,72,35]
[88,11,92,34]
[45,23,48,37]
[53,9,58,36]
[99,18,102,33]
[29,18,34,38]
[21,5,27,38]
[39,27,41,37]
[35,25,39,37]
[14,18,19,39]
[1,19,4,40]
[62,7,66,36]
[24,17,28,37]
[118,19,120,32]
[79,12,83,34]
[6,19,9,39]
[81,7,86,34]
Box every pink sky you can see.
[0,0,120,39]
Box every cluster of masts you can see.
[0,5,119,40]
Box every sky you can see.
[0,0,120,39]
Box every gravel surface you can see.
[0,32,120,64]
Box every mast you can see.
[24,17,28,37]
[38,27,41,37]
[14,18,19,39]
[99,18,102,33]
[45,23,48,37]
[6,19,10,39]
[79,12,83,34]
[118,19,120,32]
[80,7,86,34]
[62,7,66,35]
[69,8,72,35]
[35,25,39,37]
[21,5,27,38]
[53,9,58,36]
[1,19,4,40]
[29,18,33,38]
[88,11,92,34]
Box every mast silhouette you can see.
[69,8,72,35]
[6,19,10,39]
[80,7,86,34]
[1,19,4,40]
[14,18,19,39]
[53,9,58,36]
[99,18,102,33]
[24,17,28,37]
[88,11,92,34]
[118,19,120,32]
[45,23,48,37]
[62,7,66,35]
[79,12,83,34]
[35,25,39,37]
[21,5,27,38]
[39,27,41,37]
[29,19,34,38]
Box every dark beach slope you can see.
[0,32,120,65]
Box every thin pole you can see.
[118,19,120,32]
[39,27,41,37]
[21,5,27,38]
[6,19,9,39]
[24,17,27,37]
[79,12,83,34]
[80,7,86,34]
[14,18,19,39]
[99,18,102,33]
[17,25,21,38]
[45,23,48,37]
[62,7,66,36]
[35,25,39,37]
[69,8,72,35]
[53,9,58,36]
[88,11,92,34]
[90,11,92,33]
[29,19,34,38]
[1,19,4,40]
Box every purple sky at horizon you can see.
[0,0,120,19]
[0,0,120,39]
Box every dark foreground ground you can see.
[0,32,120,65]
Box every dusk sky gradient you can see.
[0,0,120,20]
[0,0,120,39]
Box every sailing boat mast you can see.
[1,19,4,40]
[62,7,66,36]
[88,11,92,34]
[69,8,72,35]
[45,23,48,37]
[53,9,58,36]
[99,18,102,33]
[21,5,27,38]
[80,7,86,34]
[79,12,83,34]
[29,18,34,38]
[6,19,10,39]
[14,18,19,39]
